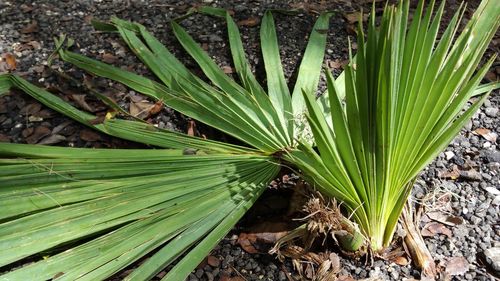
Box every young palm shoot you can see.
[288,0,499,252]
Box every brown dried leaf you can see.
[21,21,38,33]
[474,127,490,135]
[80,129,101,142]
[327,59,349,69]
[52,121,73,135]
[102,53,118,64]
[207,255,220,267]
[71,94,94,112]
[426,211,463,226]
[237,233,259,254]
[393,256,410,266]
[421,222,452,238]
[38,134,66,145]
[222,66,234,74]
[128,93,144,103]
[2,53,17,70]
[27,41,41,49]
[149,100,164,115]
[21,127,34,138]
[344,12,369,24]
[19,103,42,116]
[238,17,260,27]
[26,126,51,144]
[474,128,497,142]
[445,256,469,276]
[129,100,155,119]
[438,165,460,180]
[346,24,357,36]
[187,120,196,137]
[238,222,290,254]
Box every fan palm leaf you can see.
[289,0,499,250]
[57,8,331,152]
[0,74,280,280]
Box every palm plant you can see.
[54,7,332,153]
[0,8,330,280]
[289,0,500,251]
[0,75,280,281]
[0,0,498,280]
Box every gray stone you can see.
[485,107,499,117]
[195,269,203,278]
[482,173,493,181]
[234,4,247,12]
[205,272,214,281]
[484,247,500,273]
[208,35,223,43]
[485,151,500,163]
[244,261,253,270]
[390,269,399,280]
[442,181,458,191]
[212,268,219,277]
[470,215,482,225]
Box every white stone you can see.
[484,247,500,272]
[445,151,455,160]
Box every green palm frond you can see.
[0,9,331,279]
[289,0,499,250]
[57,9,331,152]
[0,143,279,281]
[0,74,280,280]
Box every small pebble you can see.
[485,107,498,117]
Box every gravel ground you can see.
[0,0,499,280]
